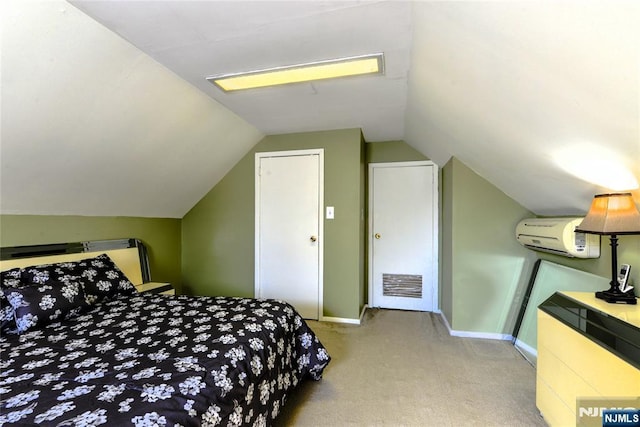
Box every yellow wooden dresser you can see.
[536,291,640,426]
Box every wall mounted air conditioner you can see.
[515,217,600,258]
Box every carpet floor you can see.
[276,308,546,426]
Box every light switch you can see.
[326,206,335,219]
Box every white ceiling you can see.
[406,1,640,215]
[0,0,262,218]
[1,0,639,218]
[69,0,413,142]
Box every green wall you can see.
[440,159,454,324]
[0,215,182,291]
[439,156,640,334]
[359,134,367,311]
[442,158,537,334]
[536,234,640,290]
[182,128,365,319]
[366,140,428,163]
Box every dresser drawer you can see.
[538,310,639,395]
[536,376,575,427]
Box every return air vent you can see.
[382,274,422,298]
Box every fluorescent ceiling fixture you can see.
[207,53,384,92]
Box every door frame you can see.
[367,161,439,311]
[254,149,324,319]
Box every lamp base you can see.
[595,290,637,305]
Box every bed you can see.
[0,239,330,426]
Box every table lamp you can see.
[574,193,640,304]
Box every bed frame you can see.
[0,238,151,287]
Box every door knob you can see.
[374,233,381,239]
[310,236,318,242]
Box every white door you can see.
[369,162,438,311]
[255,150,323,320]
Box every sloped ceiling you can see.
[1,0,639,219]
[405,1,640,215]
[0,1,263,218]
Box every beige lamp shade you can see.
[575,193,640,235]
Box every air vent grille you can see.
[383,274,422,298]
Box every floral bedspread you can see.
[0,294,330,426]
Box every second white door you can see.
[255,150,322,320]
[369,162,438,312]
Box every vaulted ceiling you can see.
[1,1,638,218]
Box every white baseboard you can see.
[321,304,367,325]
[439,310,454,332]
[513,338,538,363]
[359,304,368,323]
[321,316,360,325]
[439,312,513,341]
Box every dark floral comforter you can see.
[0,294,330,426]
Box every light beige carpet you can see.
[276,308,546,426]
